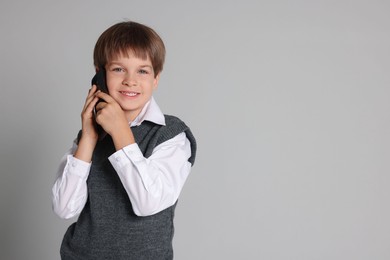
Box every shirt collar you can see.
[130,96,166,127]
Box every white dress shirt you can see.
[52,97,192,219]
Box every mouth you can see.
[120,91,139,97]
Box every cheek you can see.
[105,77,118,92]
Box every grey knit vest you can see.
[60,115,196,260]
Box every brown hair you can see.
[93,21,165,76]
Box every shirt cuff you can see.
[66,155,91,179]
[108,143,144,168]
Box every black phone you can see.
[91,67,108,139]
[91,67,108,94]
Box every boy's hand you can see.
[94,92,135,150]
[80,85,99,142]
[74,85,100,162]
[94,92,127,135]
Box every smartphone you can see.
[91,67,108,138]
[91,67,108,94]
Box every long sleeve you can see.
[108,132,192,217]
[52,132,192,219]
[51,142,91,219]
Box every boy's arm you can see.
[52,85,99,219]
[74,85,100,162]
[108,132,192,217]
[93,91,135,148]
[52,142,91,219]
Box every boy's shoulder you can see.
[163,114,196,165]
[164,114,186,126]
[160,114,190,134]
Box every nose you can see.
[122,72,136,86]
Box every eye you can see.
[138,69,149,74]
[111,67,124,72]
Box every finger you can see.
[83,87,99,109]
[81,94,99,116]
[94,100,107,112]
[95,91,115,103]
[88,84,96,92]
[85,96,100,113]
[87,85,98,99]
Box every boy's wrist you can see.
[74,136,97,162]
[111,127,135,151]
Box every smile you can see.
[120,91,139,97]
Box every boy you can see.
[52,21,196,259]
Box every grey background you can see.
[1,0,389,259]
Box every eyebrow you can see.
[139,65,153,69]
[108,62,152,69]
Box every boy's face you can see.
[105,52,160,122]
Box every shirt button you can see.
[71,162,77,167]
[116,157,121,162]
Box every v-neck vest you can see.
[60,115,196,260]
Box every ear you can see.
[153,73,160,90]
